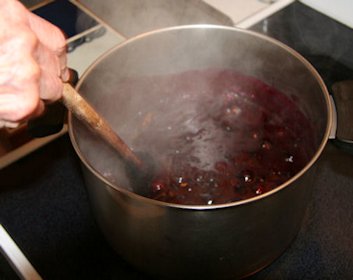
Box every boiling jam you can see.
[130,69,314,205]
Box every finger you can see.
[0,91,44,125]
[34,43,63,101]
[58,48,68,82]
[0,120,20,129]
[61,66,70,82]
[0,89,42,122]
[29,99,45,118]
[27,12,67,55]
[28,12,68,81]
[39,69,63,103]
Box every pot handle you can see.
[330,80,353,152]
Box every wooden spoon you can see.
[61,83,144,171]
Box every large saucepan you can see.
[68,25,331,279]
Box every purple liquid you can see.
[127,69,314,205]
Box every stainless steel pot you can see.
[68,25,332,279]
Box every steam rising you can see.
[73,69,241,189]
[73,68,316,196]
[71,27,328,198]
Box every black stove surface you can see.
[1,2,353,279]
[251,1,353,89]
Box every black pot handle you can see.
[27,69,79,138]
[330,80,353,152]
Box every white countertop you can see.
[300,0,353,29]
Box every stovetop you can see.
[1,1,353,279]
[250,2,353,86]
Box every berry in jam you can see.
[127,69,314,205]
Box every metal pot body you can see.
[69,26,331,279]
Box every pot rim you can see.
[68,24,333,210]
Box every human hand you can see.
[0,0,69,128]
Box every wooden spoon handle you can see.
[62,83,143,169]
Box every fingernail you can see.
[61,67,70,82]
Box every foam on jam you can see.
[128,69,314,205]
